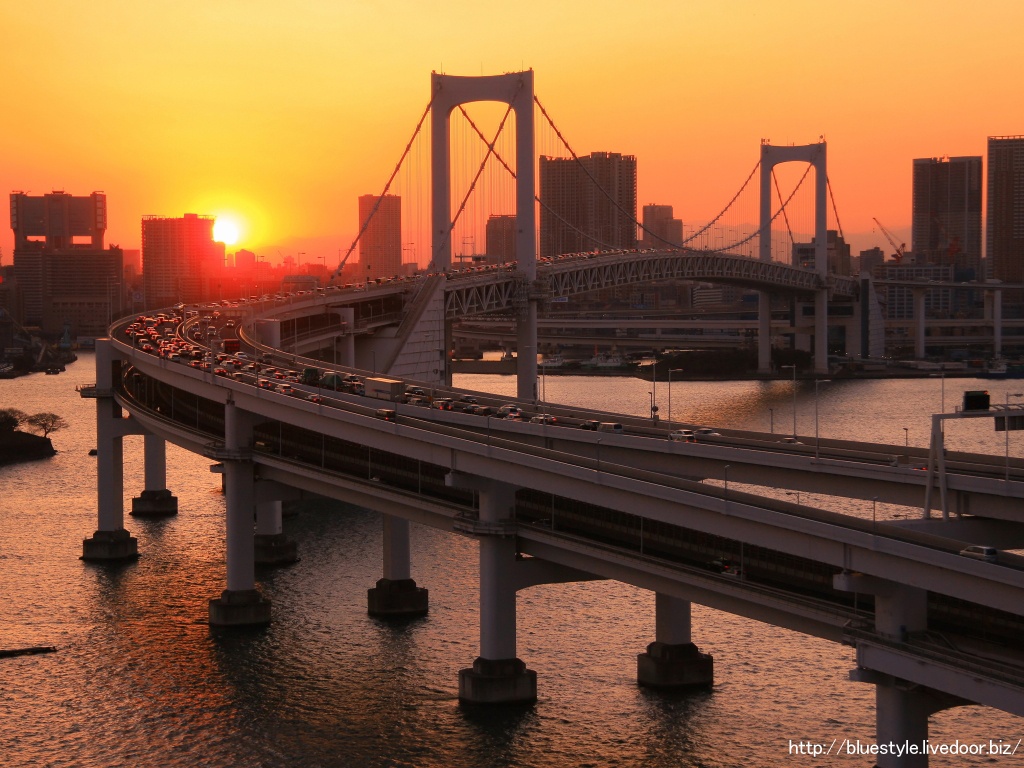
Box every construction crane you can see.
[872,218,905,263]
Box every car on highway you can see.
[530,414,558,425]
[695,427,721,437]
[668,429,696,442]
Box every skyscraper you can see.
[911,156,982,278]
[10,191,122,335]
[142,213,224,307]
[358,194,401,280]
[987,136,1024,287]
[641,204,683,248]
[539,152,637,258]
[485,215,517,263]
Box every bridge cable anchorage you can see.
[434,99,518,265]
[456,103,624,253]
[331,95,436,284]
[772,168,796,248]
[826,175,845,241]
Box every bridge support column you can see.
[83,338,138,561]
[758,291,772,373]
[637,593,713,689]
[913,287,927,360]
[336,308,355,367]
[131,433,178,516]
[209,402,270,627]
[814,289,829,375]
[368,514,428,617]
[254,500,298,566]
[458,479,536,705]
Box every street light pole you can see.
[1006,393,1023,482]
[669,368,683,425]
[814,378,830,460]
[782,364,797,437]
[769,408,774,434]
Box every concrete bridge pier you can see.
[913,287,927,360]
[82,338,138,561]
[254,500,299,566]
[835,572,957,766]
[367,514,428,617]
[131,433,178,516]
[209,402,271,626]
[637,593,713,689]
[757,291,772,374]
[457,478,536,705]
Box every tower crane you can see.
[872,218,905,264]
[329,249,354,284]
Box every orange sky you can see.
[3,0,1023,265]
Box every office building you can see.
[485,214,517,263]
[640,204,683,248]
[791,230,852,276]
[142,213,225,307]
[987,137,1024,289]
[10,191,123,336]
[912,156,982,279]
[358,194,401,280]
[539,152,637,257]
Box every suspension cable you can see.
[723,155,815,252]
[456,104,623,252]
[827,176,844,241]
[772,168,795,248]
[331,96,435,283]
[433,101,517,266]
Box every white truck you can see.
[364,377,405,401]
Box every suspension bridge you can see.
[78,72,1024,768]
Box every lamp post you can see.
[769,407,774,434]
[781,364,797,437]
[1006,393,1023,482]
[872,496,879,535]
[814,378,830,460]
[930,372,946,413]
[648,391,657,422]
[669,368,683,425]
[903,427,909,462]
[786,490,801,505]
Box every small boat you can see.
[981,360,1024,379]
[540,355,567,368]
[45,367,62,375]
[581,353,635,369]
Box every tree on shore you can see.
[0,408,28,431]
[25,412,68,438]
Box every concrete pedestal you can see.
[637,642,713,689]
[254,533,299,566]
[131,489,178,517]
[208,589,271,627]
[367,577,428,618]
[458,657,537,705]
[81,528,139,561]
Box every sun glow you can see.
[213,216,241,246]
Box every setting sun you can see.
[213,216,241,246]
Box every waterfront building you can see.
[142,213,225,308]
[539,152,637,257]
[10,191,123,336]
[640,204,683,248]
[358,194,402,280]
[857,247,885,276]
[912,156,982,279]
[987,137,1024,310]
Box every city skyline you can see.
[2,1,1023,263]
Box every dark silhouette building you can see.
[912,156,982,279]
[539,152,637,257]
[142,213,225,308]
[987,137,1024,293]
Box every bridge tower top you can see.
[759,141,827,276]
[430,71,536,280]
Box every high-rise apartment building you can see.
[539,152,637,258]
[912,156,982,279]
[9,191,123,336]
[987,136,1024,288]
[142,213,224,308]
[792,230,852,276]
[640,204,683,248]
[358,194,401,280]
[485,215,517,263]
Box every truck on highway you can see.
[364,377,405,401]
